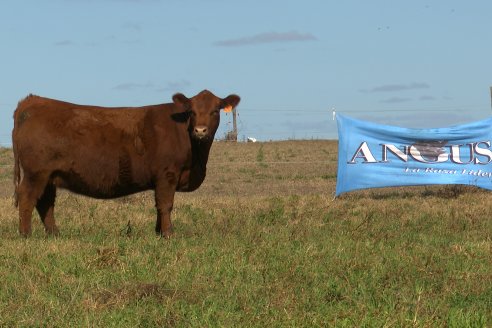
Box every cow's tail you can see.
[13,145,20,207]
[12,107,20,208]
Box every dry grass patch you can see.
[84,283,181,310]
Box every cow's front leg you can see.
[154,172,177,238]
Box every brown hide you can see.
[12,90,240,237]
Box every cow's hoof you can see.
[45,227,60,236]
[162,231,173,239]
[19,227,32,238]
[19,231,31,238]
[155,230,172,239]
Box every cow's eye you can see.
[211,110,219,116]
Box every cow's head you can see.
[173,90,241,141]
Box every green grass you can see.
[0,141,491,327]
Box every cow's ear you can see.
[172,93,191,111]
[221,94,241,111]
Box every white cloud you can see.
[214,31,317,47]
[113,80,191,92]
[122,22,142,32]
[155,80,191,92]
[361,82,430,93]
[419,95,436,101]
[380,97,412,104]
[113,82,154,91]
[63,0,159,2]
[54,40,74,46]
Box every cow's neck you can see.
[187,137,213,190]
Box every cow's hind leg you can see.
[36,183,59,235]
[17,174,49,237]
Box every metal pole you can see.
[232,106,238,142]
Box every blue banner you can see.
[336,114,492,196]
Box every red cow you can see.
[12,90,240,238]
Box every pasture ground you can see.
[0,141,490,327]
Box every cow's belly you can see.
[52,170,152,199]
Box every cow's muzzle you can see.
[193,126,209,140]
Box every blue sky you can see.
[1,0,492,145]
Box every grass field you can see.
[0,140,490,327]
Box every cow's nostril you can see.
[194,126,208,137]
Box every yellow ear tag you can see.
[223,105,233,113]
